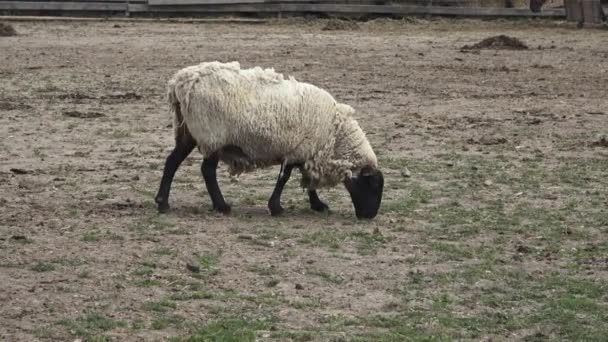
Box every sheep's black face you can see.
[344,167,384,219]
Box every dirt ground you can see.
[1,17,607,341]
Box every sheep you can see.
[154,61,384,219]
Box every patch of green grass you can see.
[527,275,608,340]
[31,262,55,272]
[384,153,607,233]
[106,231,125,241]
[247,264,275,276]
[83,335,111,342]
[300,228,389,255]
[130,185,157,200]
[143,298,177,313]
[269,330,319,341]
[193,252,220,276]
[30,256,89,272]
[127,215,178,243]
[171,317,272,342]
[299,229,343,250]
[129,215,176,236]
[431,293,453,310]
[169,280,215,301]
[57,311,127,338]
[133,264,155,277]
[32,326,53,339]
[169,290,214,301]
[152,247,174,256]
[554,157,608,187]
[151,314,186,330]
[236,292,282,306]
[132,262,161,287]
[572,240,608,266]
[383,260,608,339]
[307,269,345,285]
[382,183,433,215]
[174,287,282,307]
[290,297,322,310]
[67,207,81,218]
[82,230,101,242]
[49,256,87,267]
[430,241,475,261]
[239,193,260,206]
[349,230,389,255]
[131,319,145,330]
[167,227,192,235]
[254,226,293,241]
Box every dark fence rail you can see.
[0,0,571,17]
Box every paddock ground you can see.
[1,18,607,340]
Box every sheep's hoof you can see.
[214,204,231,215]
[269,205,284,217]
[311,202,329,213]
[157,201,170,214]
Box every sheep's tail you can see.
[167,78,190,142]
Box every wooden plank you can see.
[92,0,148,3]
[148,0,471,6]
[0,0,565,16]
[0,1,127,11]
[148,0,322,4]
[133,3,565,17]
[45,0,147,3]
[147,0,471,4]
[0,14,268,22]
[426,6,564,15]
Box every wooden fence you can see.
[0,0,571,18]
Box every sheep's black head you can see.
[344,166,384,219]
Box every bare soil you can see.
[1,18,607,341]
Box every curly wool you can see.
[167,61,377,189]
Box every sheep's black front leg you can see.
[201,152,231,214]
[155,135,196,213]
[268,163,294,216]
[308,190,329,212]
[295,164,330,213]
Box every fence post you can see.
[565,0,605,26]
[580,0,605,25]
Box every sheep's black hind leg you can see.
[308,190,329,212]
[202,152,231,214]
[268,163,294,216]
[155,132,196,213]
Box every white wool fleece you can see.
[168,61,377,189]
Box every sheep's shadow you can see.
[171,204,334,220]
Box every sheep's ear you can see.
[360,166,377,177]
